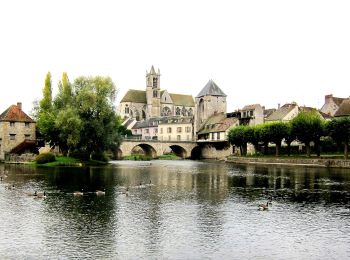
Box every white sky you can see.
[1,0,349,115]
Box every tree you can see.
[255,124,270,155]
[267,122,289,156]
[283,122,295,156]
[228,125,252,156]
[291,111,325,157]
[327,117,350,159]
[54,72,72,110]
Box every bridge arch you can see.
[169,145,188,158]
[131,143,157,158]
[190,146,202,160]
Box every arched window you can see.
[181,107,187,116]
[188,108,193,116]
[176,107,181,116]
[142,110,146,119]
[153,90,158,98]
[135,110,140,121]
[162,107,171,116]
[124,105,129,114]
[153,77,158,88]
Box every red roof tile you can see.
[0,104,35,123]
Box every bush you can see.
[91,151,109,162]
[35,153,56,164]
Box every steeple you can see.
[196,79,227,98]
[146,65,161,118]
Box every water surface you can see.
[0,161,349,259]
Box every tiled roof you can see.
[169,93,195,107]
[265,103,298,121]
[263,108,276,118]
[334,99,350,117]
[120,90,147,103]
[332,97,346,106]
[198,113,238,134]
[241,104,261,110]
[132,117,162,129]
[196,80,226,98]
[0,104,34,123]
[159,116,193,125]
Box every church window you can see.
[176,107,181,116]
[188,108,193,116]
[135,110,140,121]
[162,107,171,116]
[182,107,187,116]
[142,110,146,119]
[125,105,129,114]
[153,77,158,88]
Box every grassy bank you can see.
[158,153,182,160]
[34,156,108,167]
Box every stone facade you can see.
[240,104,264,126]
[0,102,36,161]
[158,117,193,141]
[320,94,347,116]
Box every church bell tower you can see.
[146,65,161,118]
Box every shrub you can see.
[35,153,56,164]
[91,151,109,162]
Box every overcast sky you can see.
[1,0,349,114]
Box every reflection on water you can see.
[0,161,349,259]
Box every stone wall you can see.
[5,153,36,163]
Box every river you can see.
[0,160,349,259]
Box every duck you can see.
[34,191,47,199]
[258,201,271,211]
[96,189,106,196]
[122,187,129,196]
[73,189,84,196]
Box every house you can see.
[334,99,350,117]
[0,102,36,160]
[239,104,264,126]
[158,116,193,141]
[265,102,299,122]
[320,94,348,116]
[197,112,239,142]
[131,117,160,140]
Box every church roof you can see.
[120,89,194,107]
[120,89,147,103]
[169,93,195,107]
[196,80,226,98]
[0,103,34,123]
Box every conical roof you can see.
[196,80,226,98]
[149,65,156,74]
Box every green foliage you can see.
[35,153,56,164]
[291,110,325,157]
[91,151,109,162]
[36,73,124,160]
[228,125,252,155]
[326,116,350,159]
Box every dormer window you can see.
[125,105,129,114]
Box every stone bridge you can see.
[119,139,233,159]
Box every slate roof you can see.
[169,93,195,106]
[263,108,276,118]
[120,90,147,103]
[265,103,298,121]
[0,104,34,123]
[334,99,350,117]
[332,97,347,106]
[196,80,227,98]
[198,113,238,134]
[120,90,194,107]
[241,104,261,111]
[132,117,161,129]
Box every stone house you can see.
[0,102,36,160]
[158,117,193,141]
[239,104,264,126]
[320,94,348,116]
[131,117,161,140]
[265,102,300,122]
[197,112,239,142]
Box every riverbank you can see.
[226,156,350,168]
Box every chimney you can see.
[278,103,280,109]
[325,94,333,103]
[17,102,22,111]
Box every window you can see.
[154,128,158,134]
[185,127,191,133]
[145,129,149,134]
[160,128,163,134]
[167,127,172,133]
[153,90,158,97]
[176,107,181,116]
[125,105,129,114]
[10,134,16,140]
[188,108,193,116]
[250,110,254,117]
[25,122,30,128]
[177,127,182,133]
[177,135,181,141]
[153,77,158,88]
[217,132,220,140]
[24,134,30,140]
[10,122,15,127]
[211,133,215,140]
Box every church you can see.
[118,66,195,121]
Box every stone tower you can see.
[195,79,227,132]
[146,65,161,119]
